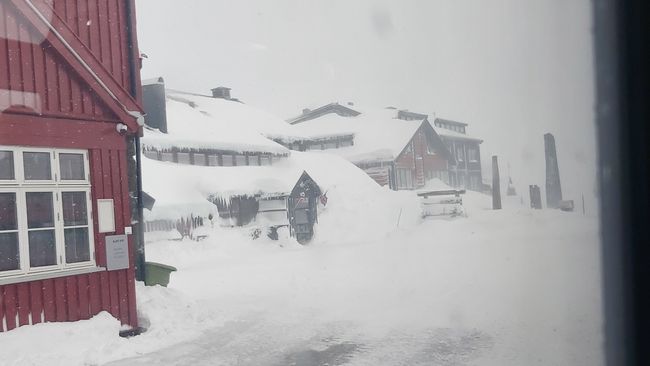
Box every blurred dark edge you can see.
[594,0,650,365]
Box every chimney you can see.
[347,102,354,106]
[142,77,168,133]
[211,87,231,100]
[302,108,311,115]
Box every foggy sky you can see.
[135,0,597,213]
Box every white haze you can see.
[135,0,597,213]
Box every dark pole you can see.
[492,155,502,210]
[134,136,146,281]
[125,0,145,281]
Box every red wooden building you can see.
[287,104,452,190]
[1,0,143,332]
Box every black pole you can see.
[125,0,145,281]
[134,136,146,281]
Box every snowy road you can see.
[107,198,602,366]
[1,195,602,365]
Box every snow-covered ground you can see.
[0,191,602,366]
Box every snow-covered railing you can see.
[418,189,465,218]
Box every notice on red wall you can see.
[106,234,129,271]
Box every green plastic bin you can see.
[144,262,177,287]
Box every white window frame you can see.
[0,145,96,281]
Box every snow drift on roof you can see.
[290,107,424,163]
[165,90,311,143]
[142,96,289,155]
[141,151,384,221]
[435,127,482,142]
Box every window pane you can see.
[23,152,52,180]
[0,151,15,180]
[29,230,57,267]
[59,153,85,180]
[62,191,88,226]
[222,155,233,166]
[0,232,20,271]
[64,227,90,263]
[235,155,246,166]
[177,152,191,164]
[193,154,207,166]
[26,192,54,228]
[208,155,219,166]
[0,192,17,231]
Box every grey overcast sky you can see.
[135,0,597,212]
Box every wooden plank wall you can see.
[0,0,121,121]
[51,0,132,90]
[395,127,448,188]
[0,270,130,332]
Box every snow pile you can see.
[0,192,602,365]
[142,151,422,242]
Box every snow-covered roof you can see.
[142,95,289,155]
[141,91,291,155]
[165,90,311,143]
[290,107,425,163]
[435,128,483,142]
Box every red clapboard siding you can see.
[17,283,30,326]
[54,278,67,322]
[42,279,56,322]
[0,0,119,121]
[66,277,79,322]
[29,281,43,325]
[88,272,102,315]
[78,275,90,320]
[3,285,17,331]
[48,0,132,91]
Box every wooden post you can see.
[492,155,502,210]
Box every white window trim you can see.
[1,146,96,280]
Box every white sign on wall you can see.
[97,199,115,233]
[105,234,129,271]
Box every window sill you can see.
[0,266,106,286]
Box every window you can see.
[340,139,353,147]
[0,146,95,278]
[235,155,247,166]
[260,156,271,166]
[193,153,207,166]
[467,148,478,162]
[222,155,233,166]
[404,142,413,154]
[248,156,260,166]
[177,152,191,164]
[161,152,174,162]
[208,155,219,166]
[456,145,464,161]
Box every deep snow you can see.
[0,191,602,366]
